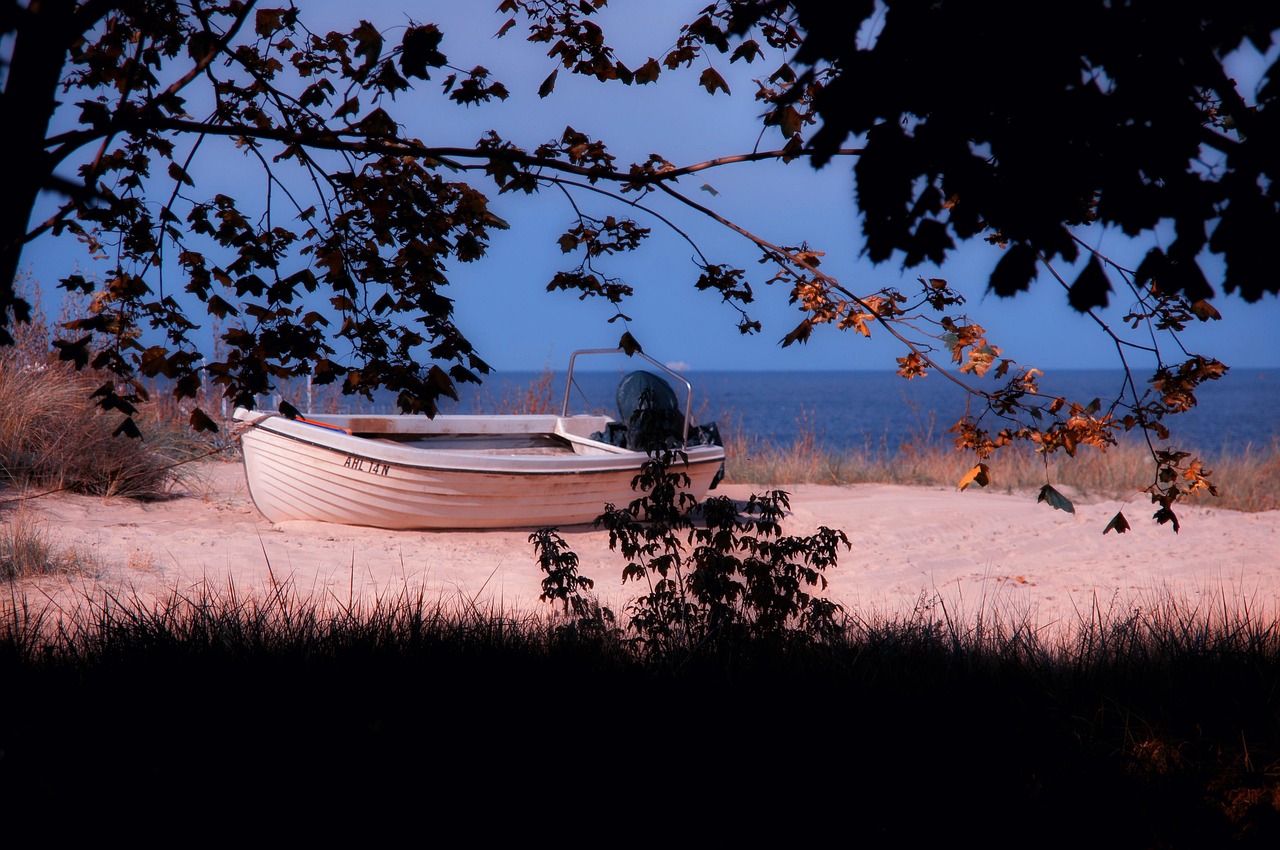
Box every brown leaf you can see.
[957,463,990,491]
[780,319,812,348]
[1037,484,1075,513]
[255,8,285,37]
[189,407,218,434]
[765,104,801,137]
[350,21,383,68]
[167,161,194,187]
[113,416,142,440]
[333,96,359,120]
[398,24,446,79]
[1068,255,1112,311]
[538,69,558,98]
[634,58,661,84]
[698,67,730,95]
[730,39,761,64]
[427,364,459,401]
[1103,511,1130,534]
[1190,299,1221,321]
[618,331,642,356]
[53,335,92,368]
[1153,507,1181,533]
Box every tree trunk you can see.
[0,0,84,342]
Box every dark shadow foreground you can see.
[3,592,1278,847]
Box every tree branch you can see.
[54,111,859,188]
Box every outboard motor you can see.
[593,370,724,488]
[616,370,684,451]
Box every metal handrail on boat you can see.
[560,348,696,445]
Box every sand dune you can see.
[11,461,1278,635]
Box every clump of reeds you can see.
[721,413,1280,513]
[0,506,84,580]
[0,282,212,501]
[475,364,558,414]
[0,358,198,499]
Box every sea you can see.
[288,367,1280,458]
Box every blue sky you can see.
[18,1,1280,376]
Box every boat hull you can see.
[234,410,725,530]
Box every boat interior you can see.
[364,429,625,456]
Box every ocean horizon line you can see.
[485,365,1280,375]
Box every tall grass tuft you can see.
[722,411,1280,513]
[0,506,80,579]
[476,363,558,414]
[0,282,212,500]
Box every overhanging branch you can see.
[53,112,860,190]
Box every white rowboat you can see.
[232,350,725,530]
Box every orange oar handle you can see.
[297,416,354,435]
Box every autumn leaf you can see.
[254,8,285,37]
[140,345,174,378]
[1068,255,1112,311]
[167,162,194,187]
[957,463,990,491]
[698,67,730,95]
[780,318,812,347]
[1037,484,1075,513]
[988,243,1037,296]
[765,104,802,137]
[896,352,927,379]
[53,335,93,368]
[350,21,383,70]
[1190,300,1221,321]
[189,407,218,434]
[427,364,459,401]
[333,96,359,120]
[399,24,447,79]
[634,58,661,84]
[730,39,761,63]
[1103,511,1130,534]
[538,69,558,98]
[113,417,142,440]
[1153,507,1181,533]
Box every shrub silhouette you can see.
[533,445,849,662]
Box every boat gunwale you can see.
[237,413,725,477]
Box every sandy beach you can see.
[9,460,1279,634]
